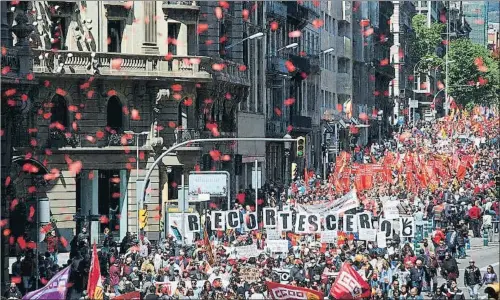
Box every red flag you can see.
[266,281,324,300]
[330,263,371,299]
[87,243,104,300]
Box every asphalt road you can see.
[433,238,500,300]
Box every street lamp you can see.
[225,32,264,49]
[283,133,292,186]
[124,130,149,239]
[320,47,334,54]
[277,43,298,53]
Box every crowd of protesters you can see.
[5,108,500,300]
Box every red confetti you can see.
[10,199,18,211]
[288,30,301,38]
[270,21,279,31]
[312,19,324,29]
[55,88,67,96]
[184,98,193,106]
[171,84,183,92]
[131,109,140,120]
[197,24,209,34]
[274,107,282,116]
[284,98,296,106]
[3,229,11,236]
[17,236,26,249]
[285,61,296,72]
[5,176,11,187]
[111,58,123,70]
[214,7,223,19]
[60,236,68,248]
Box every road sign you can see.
[188,172,228,197]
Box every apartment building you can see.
[2,1,249,253]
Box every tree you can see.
[409,14,446,72]
[447,38,500,107]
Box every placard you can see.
[320,230,338,243]
[272,268,291,284]
[226,210,240,229]
[383,201,400,219]
[379,218,393,239]
[278,211,293,231]
[155,282,178,296]
[267,240,289,253]
[358,228,377,241]
[234,244,259,258]
[244,212,258,231]
[400,217,415,238]
[211,211,226,231]
[266,229,281,241]
[239,267,261,283]
[376,232,387,248]
[343,214,358,232]
[263,208,278,228]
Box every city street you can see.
[435,238,500,300]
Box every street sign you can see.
[188,172,228,197]
[409,100,419,108]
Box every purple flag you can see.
[22,266,71,300]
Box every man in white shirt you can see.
[482,213,493,242]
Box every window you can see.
[107,20,123,53]
[168,23,180,55]
[178,102,188,129]
[50,95,68,129]
[50,17,67,50]
[107,96,123,132]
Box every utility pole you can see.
[445,1,450,116]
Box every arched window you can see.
[107,96,123,132]
[50,95,68,129]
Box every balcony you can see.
[290,115,312,132]
[162,1,199,22]
[174,128,200,145]
[47,129,82,149]
[266,1,287,20]
[267,56,289,74]
[32,49,249,86]
[285,2,309,30]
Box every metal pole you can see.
[445,11,450,116]
[254,159,258,221]
[378,122,382,143]
[181,173,185,245]
[136,134,140,241]
[284,152,290,187]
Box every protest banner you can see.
[330,263,371,299]
[278,211,293,231]
[296,189,359,215]
[267,240,289,253]
[266,281,324,300]
[383,201,400,219]
[359,228,377,241]
[239,267,261,283]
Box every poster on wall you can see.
[168,213,195,245]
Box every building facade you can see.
[2,1,249,256]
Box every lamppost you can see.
[225,32,264,50]
[276,42,299,53]
[124,130,149,239]
[283,133,292,186]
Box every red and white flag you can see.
[330,263,371,299]
[87,243,104,300]
[266,281,324,300]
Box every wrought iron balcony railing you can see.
[174,128,200,145]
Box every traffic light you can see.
[291,163,298,181]
[139,209,148,229]
[296,136,306,157]
[234,154,243,175]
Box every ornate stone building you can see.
[1,1,249,276]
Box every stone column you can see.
[142,1,159,54]
[11,10,35,78]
